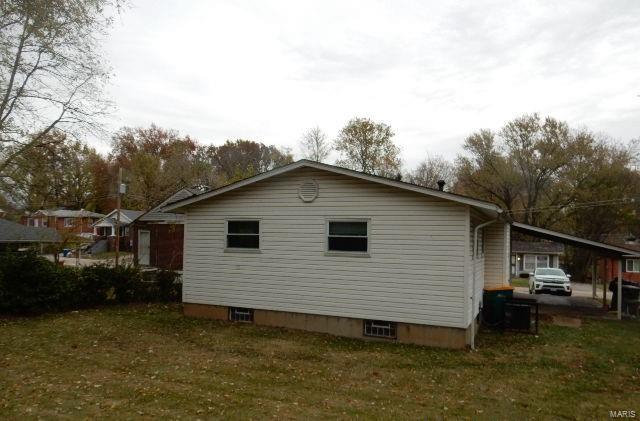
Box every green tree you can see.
[335,117,401,177]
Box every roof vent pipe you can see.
[437,180,445,191]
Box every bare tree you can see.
[299,126,331,162]
[409,154,456,190]
[0,1,118,183]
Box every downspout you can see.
[470,218,498,350]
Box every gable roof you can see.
[33,209,105,219]
[161,160,503,215]
[94,209,145,226]
[135,188,199,222]
[0,219,61,243]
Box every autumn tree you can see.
[206,139,293,184]
[110,125,202,210]
[456,114,640,280]
[0,0,117,184]
[299,126,331,162]
[5,131,101,211]
[335,117,401,177]
[409,155,456,190]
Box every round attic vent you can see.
[298,179,319,202]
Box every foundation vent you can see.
[298,179,319,202]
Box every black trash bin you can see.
[482,287,514,327]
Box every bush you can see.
[0,252,182,316]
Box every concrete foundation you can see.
[183,303,471,349]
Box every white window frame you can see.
[536,255,549,268]
[63,217,74,227]
[626,259,640,273]
[523,254,535,272]
[325,218,371,257]
[224,218,261,253]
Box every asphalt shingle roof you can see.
[0,219,61,243]
[511,240,565,254]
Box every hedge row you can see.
[0,252,181,315]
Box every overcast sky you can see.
[101,0,640,168]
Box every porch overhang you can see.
[511,222,640,258]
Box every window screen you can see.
[328,221,368,252]
[229,307,254,322]
[363,320,397,339]
[227,220,259,249]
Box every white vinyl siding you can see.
[183,167,469,328]
[484,222,511,288]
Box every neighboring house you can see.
[22,209,104,237]
[131,188,199,270]
[0,218,61,251]
[161,160,511,349]
[93,209,145,252]
[597,239,640,284]
[511,240,564,276]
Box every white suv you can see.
[529,268,572,296]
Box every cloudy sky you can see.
[102,0,640,168]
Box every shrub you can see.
[0,252,181,316]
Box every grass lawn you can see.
[90,251,133,260]
[510,278,529,288]
[1,305,638,419]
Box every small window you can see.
[626,259,640,273]
[328,221,368,252]
[227,220,259,249]
[229,307,254,322]
[364,320,397,339]
[64,218,74,227]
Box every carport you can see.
[511,222,640,320]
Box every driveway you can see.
[514,282,612,316]
[44,254,134,267]
[514,282,611,301]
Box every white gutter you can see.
[470,219,497,350]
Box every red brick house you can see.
[22,209,105,238]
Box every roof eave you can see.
[161,160,502,214]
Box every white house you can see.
[162,160,511,348]
[511,240,564,276]
[93,209,144,238]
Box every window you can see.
[226,220,260,249]
[523,255,536,272]
[363,320,397,339]
[536,255,549,268]
[229,307,254,322]
[327,220,368,253]
[64,218,74,227]
[626,259,640,273]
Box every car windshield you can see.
[536,268,565,276]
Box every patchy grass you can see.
[511,278,529,288]
[89,251,133,260]
[0,305,638,419]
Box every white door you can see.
[138,230,150,265]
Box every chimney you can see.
[437,180,446,191]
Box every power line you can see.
[505,197,639,214]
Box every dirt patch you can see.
[551,315,582,328]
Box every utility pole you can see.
[115,167,123,267]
